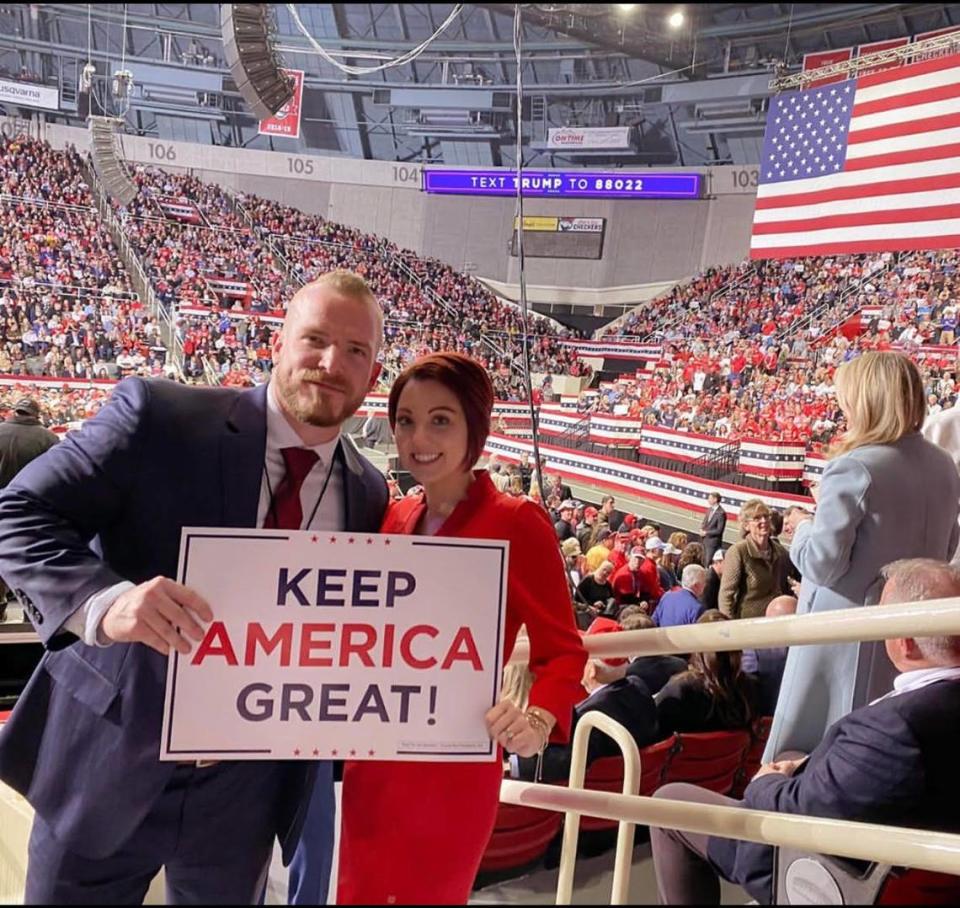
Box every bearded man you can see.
[0,271,388,904]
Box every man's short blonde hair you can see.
[288,269,384,349]
[308,269,376,301]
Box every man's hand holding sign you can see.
[100,576,213,655]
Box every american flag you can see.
[750,52,960,258]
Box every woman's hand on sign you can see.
[101,576,212,656]
[485,700,551,758]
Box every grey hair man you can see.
[651,563,707,628]
[650,557,960,905]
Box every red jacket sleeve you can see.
[640,559,663,602]
[507,500,588,743]
[610,566,633,603]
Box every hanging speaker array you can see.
[88,116,137,207]
[221,4,294,119]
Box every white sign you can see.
[547,126,633,150]
[160,528,509,762]
[0,78,59,111]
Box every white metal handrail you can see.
[499,780,960,881]
[555,712,640,905]
[508,597,960,665]
[502,596,960,901]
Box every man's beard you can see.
[276,368,367,428]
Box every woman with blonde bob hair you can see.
[767,351,960,761]
[830,349,926,457]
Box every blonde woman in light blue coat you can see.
[765,351,960,761]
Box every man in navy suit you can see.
[700,492,727,566]
[649,558,960,904]
[0,271,389,904]
[741,595,796,715]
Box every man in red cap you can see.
[608,532,630,574]
[611,547,663,609]
[576,505,599,552]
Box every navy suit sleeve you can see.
[743,703,923,823]
[514,745,574,784]
[0,378,151,648]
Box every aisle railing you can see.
[501,596,960,904]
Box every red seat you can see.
[639,737,678,796]
[731,716,774,798]
[578,736,677,832]
[477,801,562,872]
[879,869,960,905]
[662,731,751,794]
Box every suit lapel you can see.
[338,434,371,533]
[219,384,268,528]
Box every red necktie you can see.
[264,447,319,530]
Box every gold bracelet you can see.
[525,710,551,782]
[524,710,551,751]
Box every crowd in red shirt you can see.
[589,248,960,445]
[116,170,588,395]
[0,137,174,398]
[3,135,960,444]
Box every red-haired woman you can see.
[336,352,588,905]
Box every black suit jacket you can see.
[514,676,659,782]
[741,647,788,716]
[708,678,960,904]
[0,416,59,488]
[701,505,727,542]
[625,654,688,695]
[656,672,760,735]
[701,569,721,611]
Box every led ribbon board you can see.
[422,169,702,199]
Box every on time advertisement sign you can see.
[422,169,702,200]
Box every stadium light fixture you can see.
[668,9,685,28]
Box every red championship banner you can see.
[912,25,960,62]
[257,68,305,139]
[856,37,910,76]
[801,48,853,88]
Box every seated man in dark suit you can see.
[700,548,724,612]
[650,558,960,905]
[508,657,659,783]
[586,612,688,695]
[621,612,688,692]
[741,595,796,715]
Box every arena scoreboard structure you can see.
[510,215,606,260]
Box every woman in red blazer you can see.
[336,352,587,905]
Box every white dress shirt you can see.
[63,381,347,646]
[889,665,960,697]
